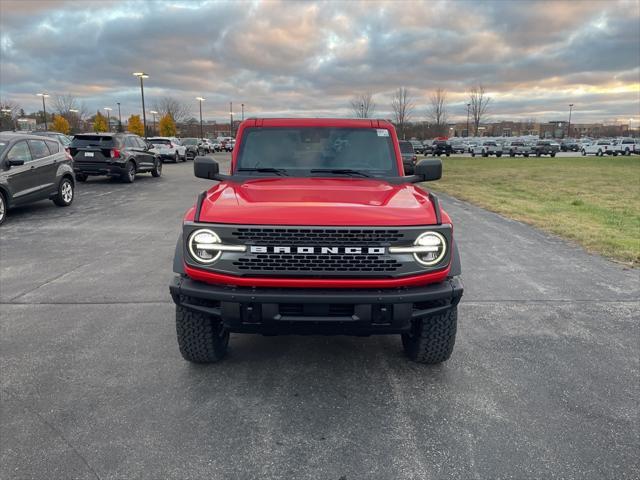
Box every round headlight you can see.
[188,229,222,264]
[414,231,447,266]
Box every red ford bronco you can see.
[169,118,463,364]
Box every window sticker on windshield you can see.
[376,129,389,137]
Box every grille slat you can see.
[231,228,405,245]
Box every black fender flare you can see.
[449,240,462,277]
[173,233,185,274]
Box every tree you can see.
[468,85,491,136]
[127,114,144,136]
[93,112,108,133]
[391,87,414,139]
[349,92,376,118]
[426,88,448,136]
[159,114,177,136]
[152,97,191,124]
[52,115,70,134]
[0,98,20,130]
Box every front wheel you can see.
[471,152,475,157]
[151,160,162,177]
[176,305,229,363]
[402,307,457,364]
[582,149,586,156]
[550,152,556,157]
[524,153,529,157]
[52,177,74,207]
[496,152,502,157]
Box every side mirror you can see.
[7,159,25,167]
[413,159,442,182]
[194,156,226,180]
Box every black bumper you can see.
[74,161,127,176]
[169,276,463,335]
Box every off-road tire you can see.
[471,152,475,157]
[75,173,88,182]
[53,176,74,206]
[121,161,136,183]
[151,160,162,177]
[402,306,457,364]
[176,305,229,363]
[496,152,502,157]
[581,149,586,156]
[550,152,556,157]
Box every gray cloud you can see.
[0,0,638,123]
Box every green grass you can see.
[428,156,640,266]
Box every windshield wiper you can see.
[237,167,289,176]
[310,168,371,177]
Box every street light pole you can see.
[149,110,158,136]
[466,103,471,137]
[568,103,574,139]
[196,97,205,139]
[69,108,79,133]
[104,107,112,132]
[116,102,122,131]
[133,72,149,137]
[37,93,50,130]
[241,103,245,121]
[229,101,233,137]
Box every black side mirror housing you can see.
[412,159,442,182]
[7,159,25,167]
[194,156,228,181]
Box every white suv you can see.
[612,138,637,156]
[148,137,185,163]
[582,140,616,156]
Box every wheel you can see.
[510,152,515,157]
[597,150,602,157]
[550,152,556,157]
[151,159,162,177]
[53,177,74,207]
[446,153,450,157]
[524,153,529,157]
[401,306,457,364]
[0,191,6,226]
[75,173,88,182]
[121,161,136,183]
[182,152,187,162]
[536,152,541,157]
[471,152,475,157]
[482,150,488,157]
[496,152,502,157]
[625,148,631,156]
[582,149,586,156]
[176,304,229,363]
[174,153,179,163]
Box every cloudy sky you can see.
[1,0,639,124]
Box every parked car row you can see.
[0,130,214,225]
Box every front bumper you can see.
[170,275,463,335]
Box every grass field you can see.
[429,155,640,266]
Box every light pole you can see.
[241,103,245,121]
[149,110,158,136]
[133,72,149,137]
[116,102,122,131]
[37,93,50,130]
[567,103,574,139]
[103,107,112,132]
[229,101,233,137]
[466,103,471,137]
[196,97,205,139]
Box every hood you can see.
[196,177,439,226]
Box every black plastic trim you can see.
[428,192,442,225]
[194,190,206,222]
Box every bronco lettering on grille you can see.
[250,246,386,255]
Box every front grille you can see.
[233,253,401,273]
[231,228,405,245]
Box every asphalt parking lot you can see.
[1,153,638,479]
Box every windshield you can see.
[71,135,115,147]
[236,127,399,177]
[149,139,171,145]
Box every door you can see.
[4,141,42,205]
[134,136,155,171]
[27,139,58,196]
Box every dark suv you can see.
[0,133,75,225]
[399,140,417,174]
[533,140,559,157]
[432,140,452,157]
[70,133,162,182]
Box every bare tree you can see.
[152,97,191,124]
[391,87,414,139]
[426,88,448,136]
[468,85,491,136]
[0,98,20,130]
[349,92,376,118]
[53,93,88,131]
